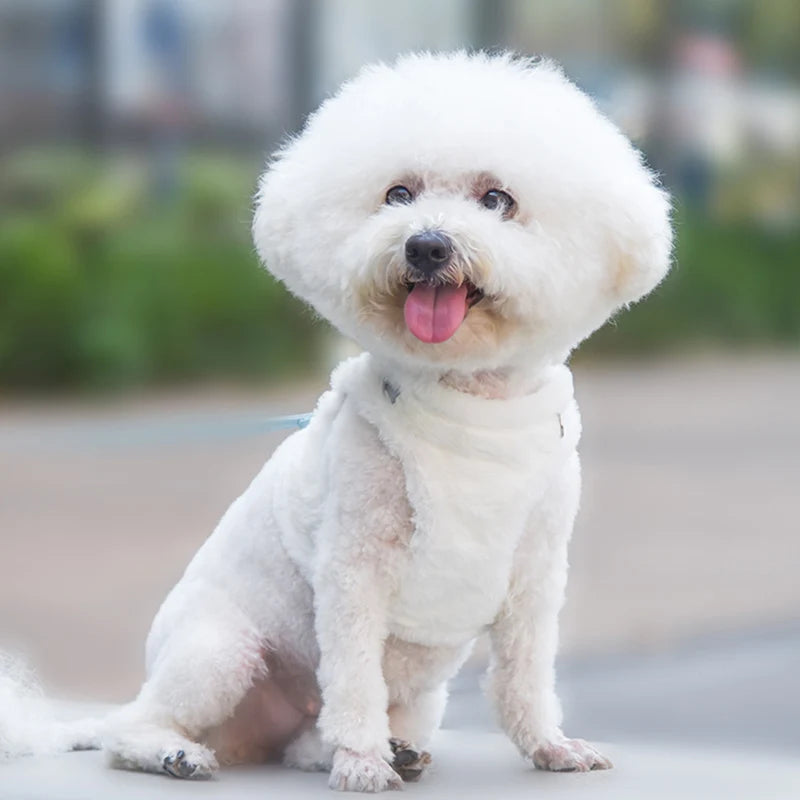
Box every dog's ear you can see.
[607,176,673,308]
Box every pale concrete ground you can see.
[1,353,798,735]
[5,733,800,800]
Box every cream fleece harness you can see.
[329,354,581,645]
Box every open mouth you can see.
[403,279,485,344]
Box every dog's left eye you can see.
[385,185,414,206]
[480,189,515,217]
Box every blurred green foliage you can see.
[0,149,798,391]
[584,207,800,355]
[0,149,324,390]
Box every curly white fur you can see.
[5,52,671,792]
[0,652,100,760]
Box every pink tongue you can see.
[403,283,469,343]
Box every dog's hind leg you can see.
[382,637,472,783]
[105,720,218,778]
[387,684,447,748]
[105,597,266,779]
[385,686,445,782]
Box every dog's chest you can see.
[388,493,528,645]
[334,355,576,646]
[386,443,549,646]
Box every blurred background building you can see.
[0,0,798,766]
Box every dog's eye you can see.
[480,189,515,217]
[385,185,414,206]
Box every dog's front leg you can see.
[313,413,409,792]
[315,558,401,792]
[488,454,612,773]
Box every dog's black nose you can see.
[405,231,453,275]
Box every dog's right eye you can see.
[385,185,414,206]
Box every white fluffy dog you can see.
[98,52,671,791]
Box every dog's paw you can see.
[389,738,431,782]
[329,747,403,792]
[532,737,612,772]
[161,745,218,779]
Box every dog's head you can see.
[253,52,672,372]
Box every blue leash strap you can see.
[259,413,312,432]
[1,410,315,452]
